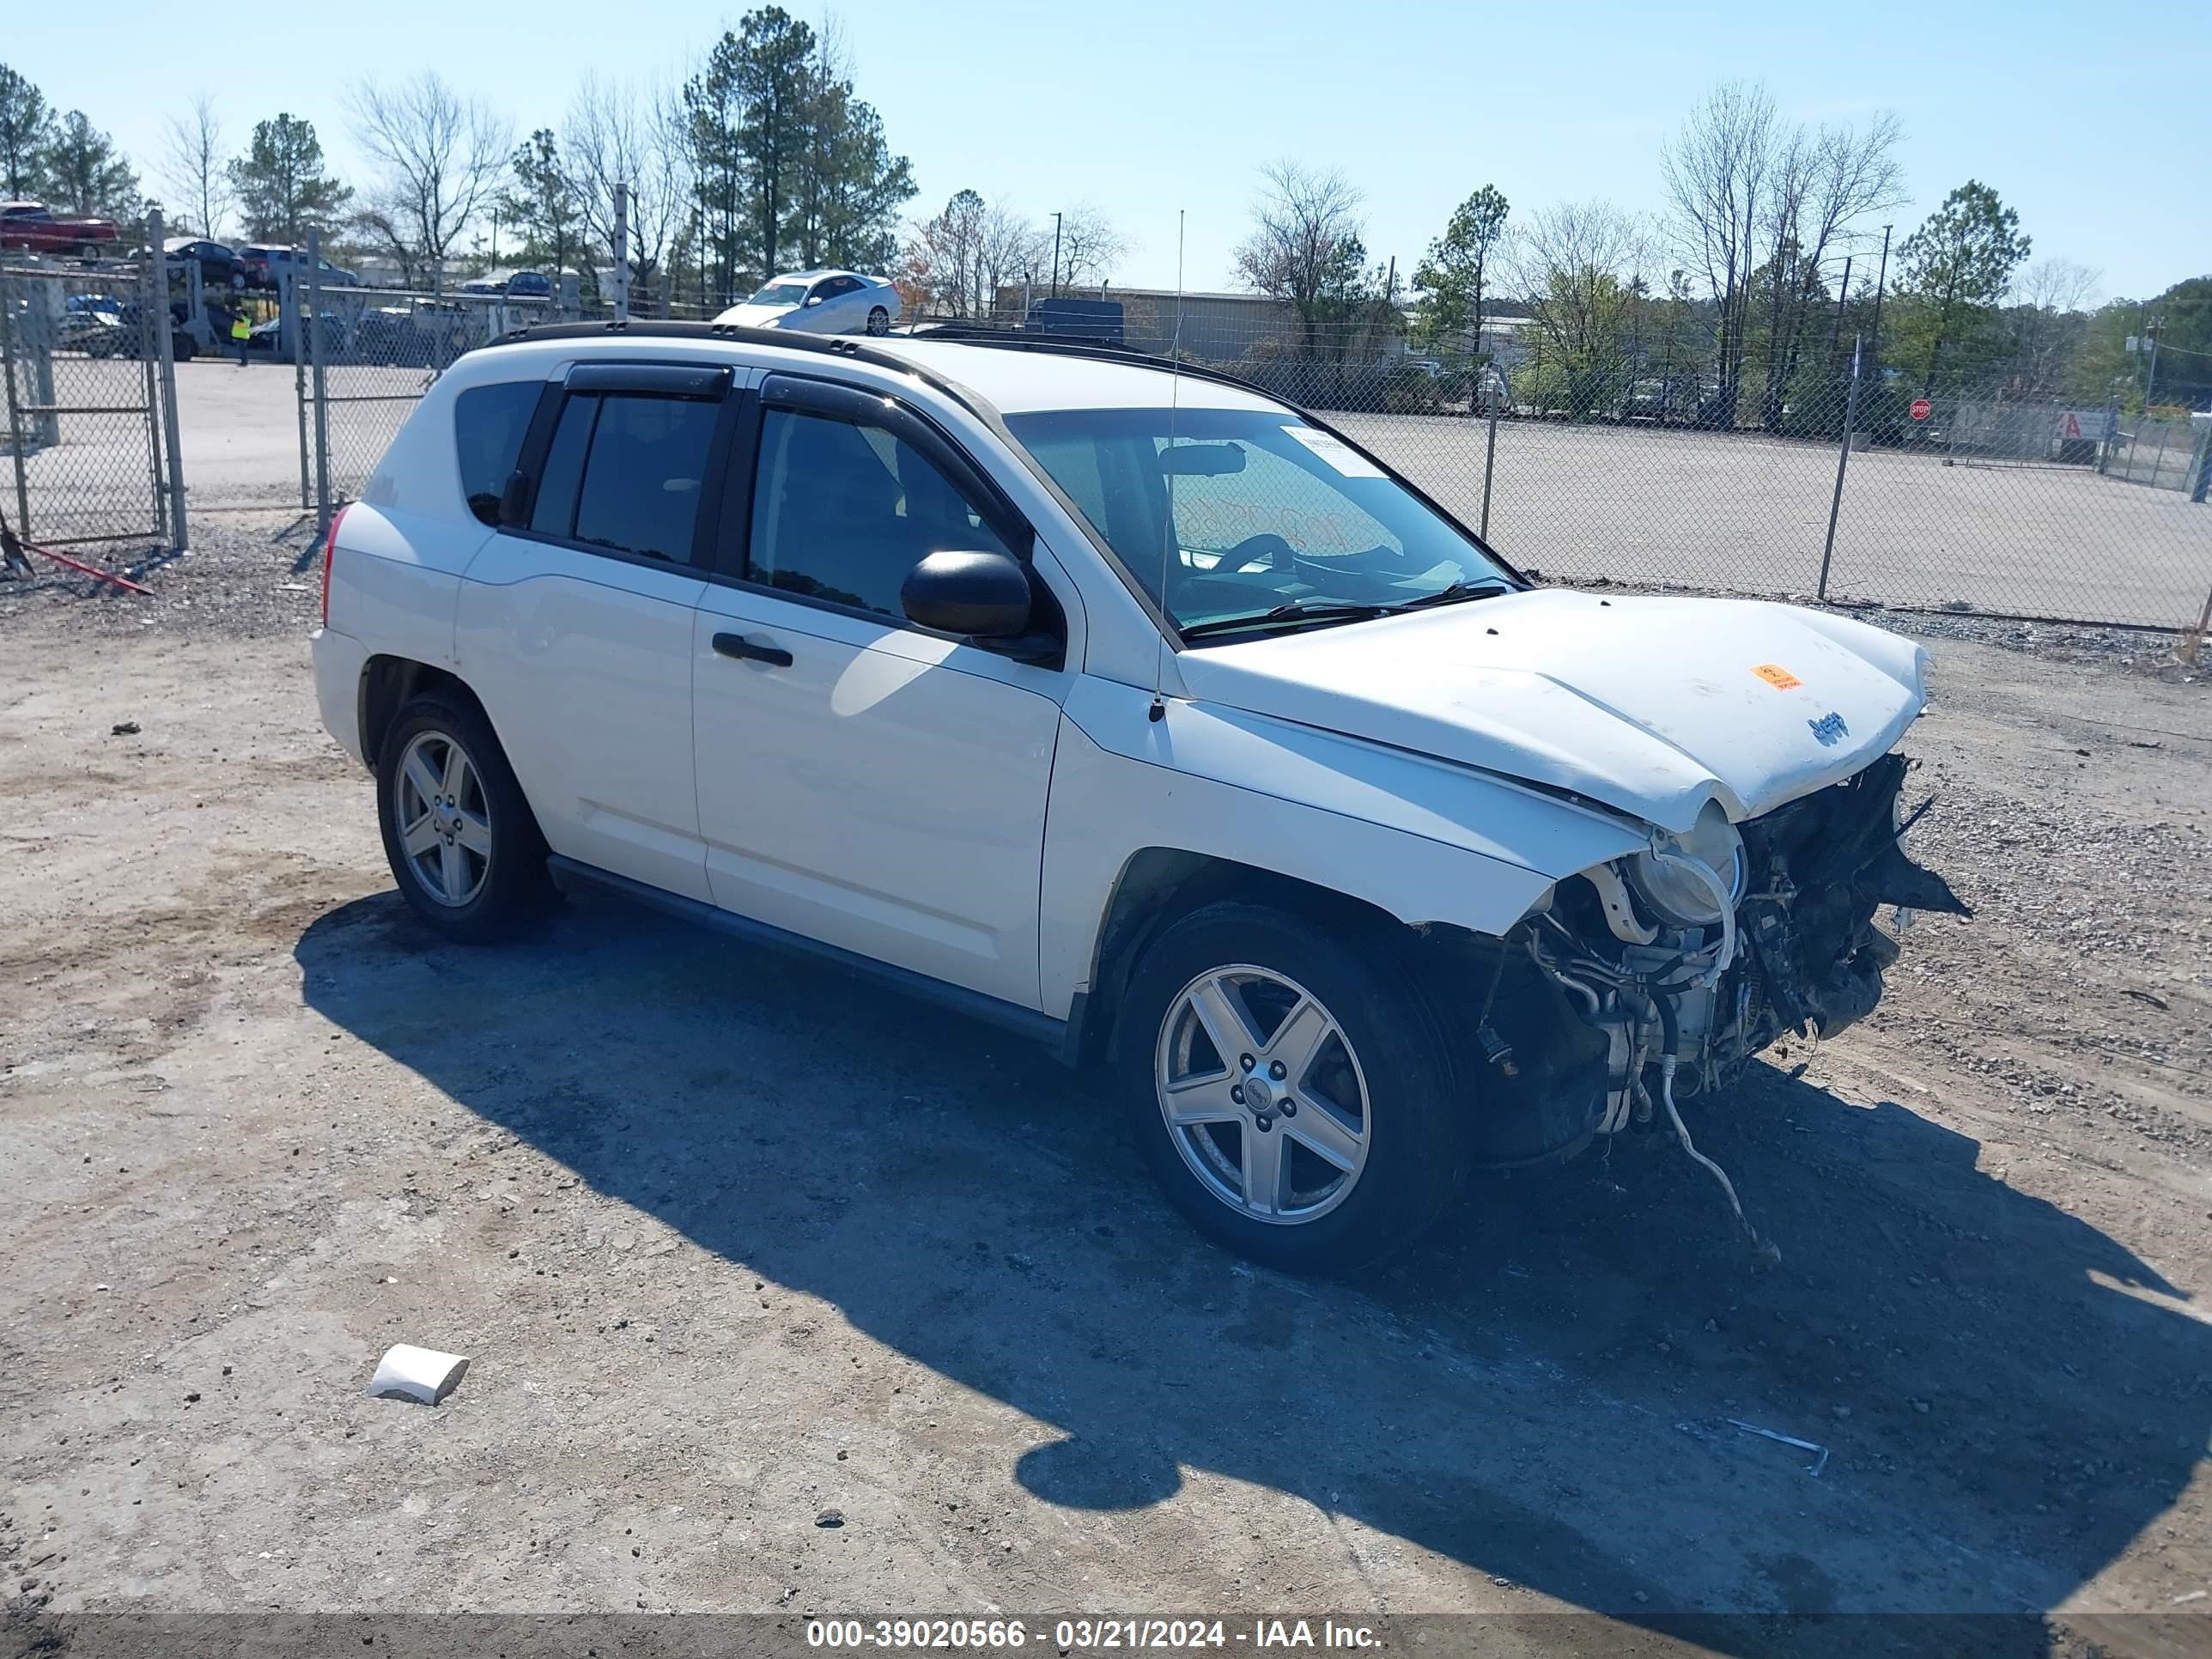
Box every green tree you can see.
[228,113,351,244]
[1413,184,1508,357]
[0,64,53,198]
[786,69,912,273]
[732,6,816,280]
[1891,180,2031,394]
[686,15,914,296]
[496,128,581,280]
[41,111,138,220]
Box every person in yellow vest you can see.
[229,307,252,367]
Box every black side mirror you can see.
[901,550,1031,638]
[497,469,530,527]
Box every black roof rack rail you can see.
[893,321,1283,401]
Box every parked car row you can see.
[459,270,555,300]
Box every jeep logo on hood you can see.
[1808,711,1850,746]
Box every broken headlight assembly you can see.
[1626,803,1746,928]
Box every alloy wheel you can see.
[393,730,492,907]
[1154,964,1371,1224]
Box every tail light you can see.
[319,504,348,627]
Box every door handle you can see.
[712,631,793,667]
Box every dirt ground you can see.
[2,541,2209,1658]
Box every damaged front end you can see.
[1479,753,1966,1255]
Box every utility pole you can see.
[1864,226,1893,375]
[1049,210,1063,299]
[2142,315,2165,410]
[1828,253,1853,362]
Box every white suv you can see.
[311,323,1964,1269]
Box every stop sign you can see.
[1909,398,1933,422]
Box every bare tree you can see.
[1662,81,1777,423]
[349,73,510,276]
[569,75,692,310]
[2007,257,2102,396]
[1232,161,1369,356]
[1052,204,1125,292]
[1504,200,1652,419]
[901,189,1045,318]
[1750,112,1905,426]
[161,91,231,239]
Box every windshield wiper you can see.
[1177,600,1390,641]
[1389,580,1516,611]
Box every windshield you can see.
[1005,406,1514,638]
[748,282,809,306]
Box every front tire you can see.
[1115,901,1464,1272]
[375,691,552,942]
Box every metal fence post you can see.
[286,270,311,508]
[611,181,631,317]
[306,229,331,535]
[0,270,31,540]
[1817,333,1863,601]
[2187,417,2212,505]
[1480,370,1500,540]
[137,215,167,544]
[148,209,187,552]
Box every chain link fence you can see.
[296,237,553,527]
[0,235,185,555]
[939,294,2209,631]
[276,276,2208,632]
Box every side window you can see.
[748,407,1012,617]
[453,380,544,526]
[821,276,861,299]
[527,392,722,564]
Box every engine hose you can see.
[1652,984,1680,1058]
[1660,1057,1781,1266]
[1649,848,1739,988]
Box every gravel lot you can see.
[3,526,2209,1657]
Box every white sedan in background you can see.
[713,270,899,336]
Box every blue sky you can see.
[11,0,2208,301]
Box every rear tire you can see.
[1114,900,1464,1272]
[375,691,553,943]
[866,306,890,336]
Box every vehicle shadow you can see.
[296,891,2211,1657]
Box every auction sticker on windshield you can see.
[1280,424,1387,478]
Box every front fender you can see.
[1039,678,1647,1020]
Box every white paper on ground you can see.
[368,1344,471,1405]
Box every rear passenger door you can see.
[455,360,750,902]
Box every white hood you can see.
[712,301,796,328]
[1170,590,1929,833]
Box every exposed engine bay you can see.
[1450,753,1968,1259]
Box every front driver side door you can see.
[690,374,1068,1011]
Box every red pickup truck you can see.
[0,202,121,257]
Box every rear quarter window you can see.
[453,381,544,526]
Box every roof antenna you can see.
[1150,208,1185,724]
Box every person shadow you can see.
[296,890,2211,1659]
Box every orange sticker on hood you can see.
[1753,664,1802,689]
